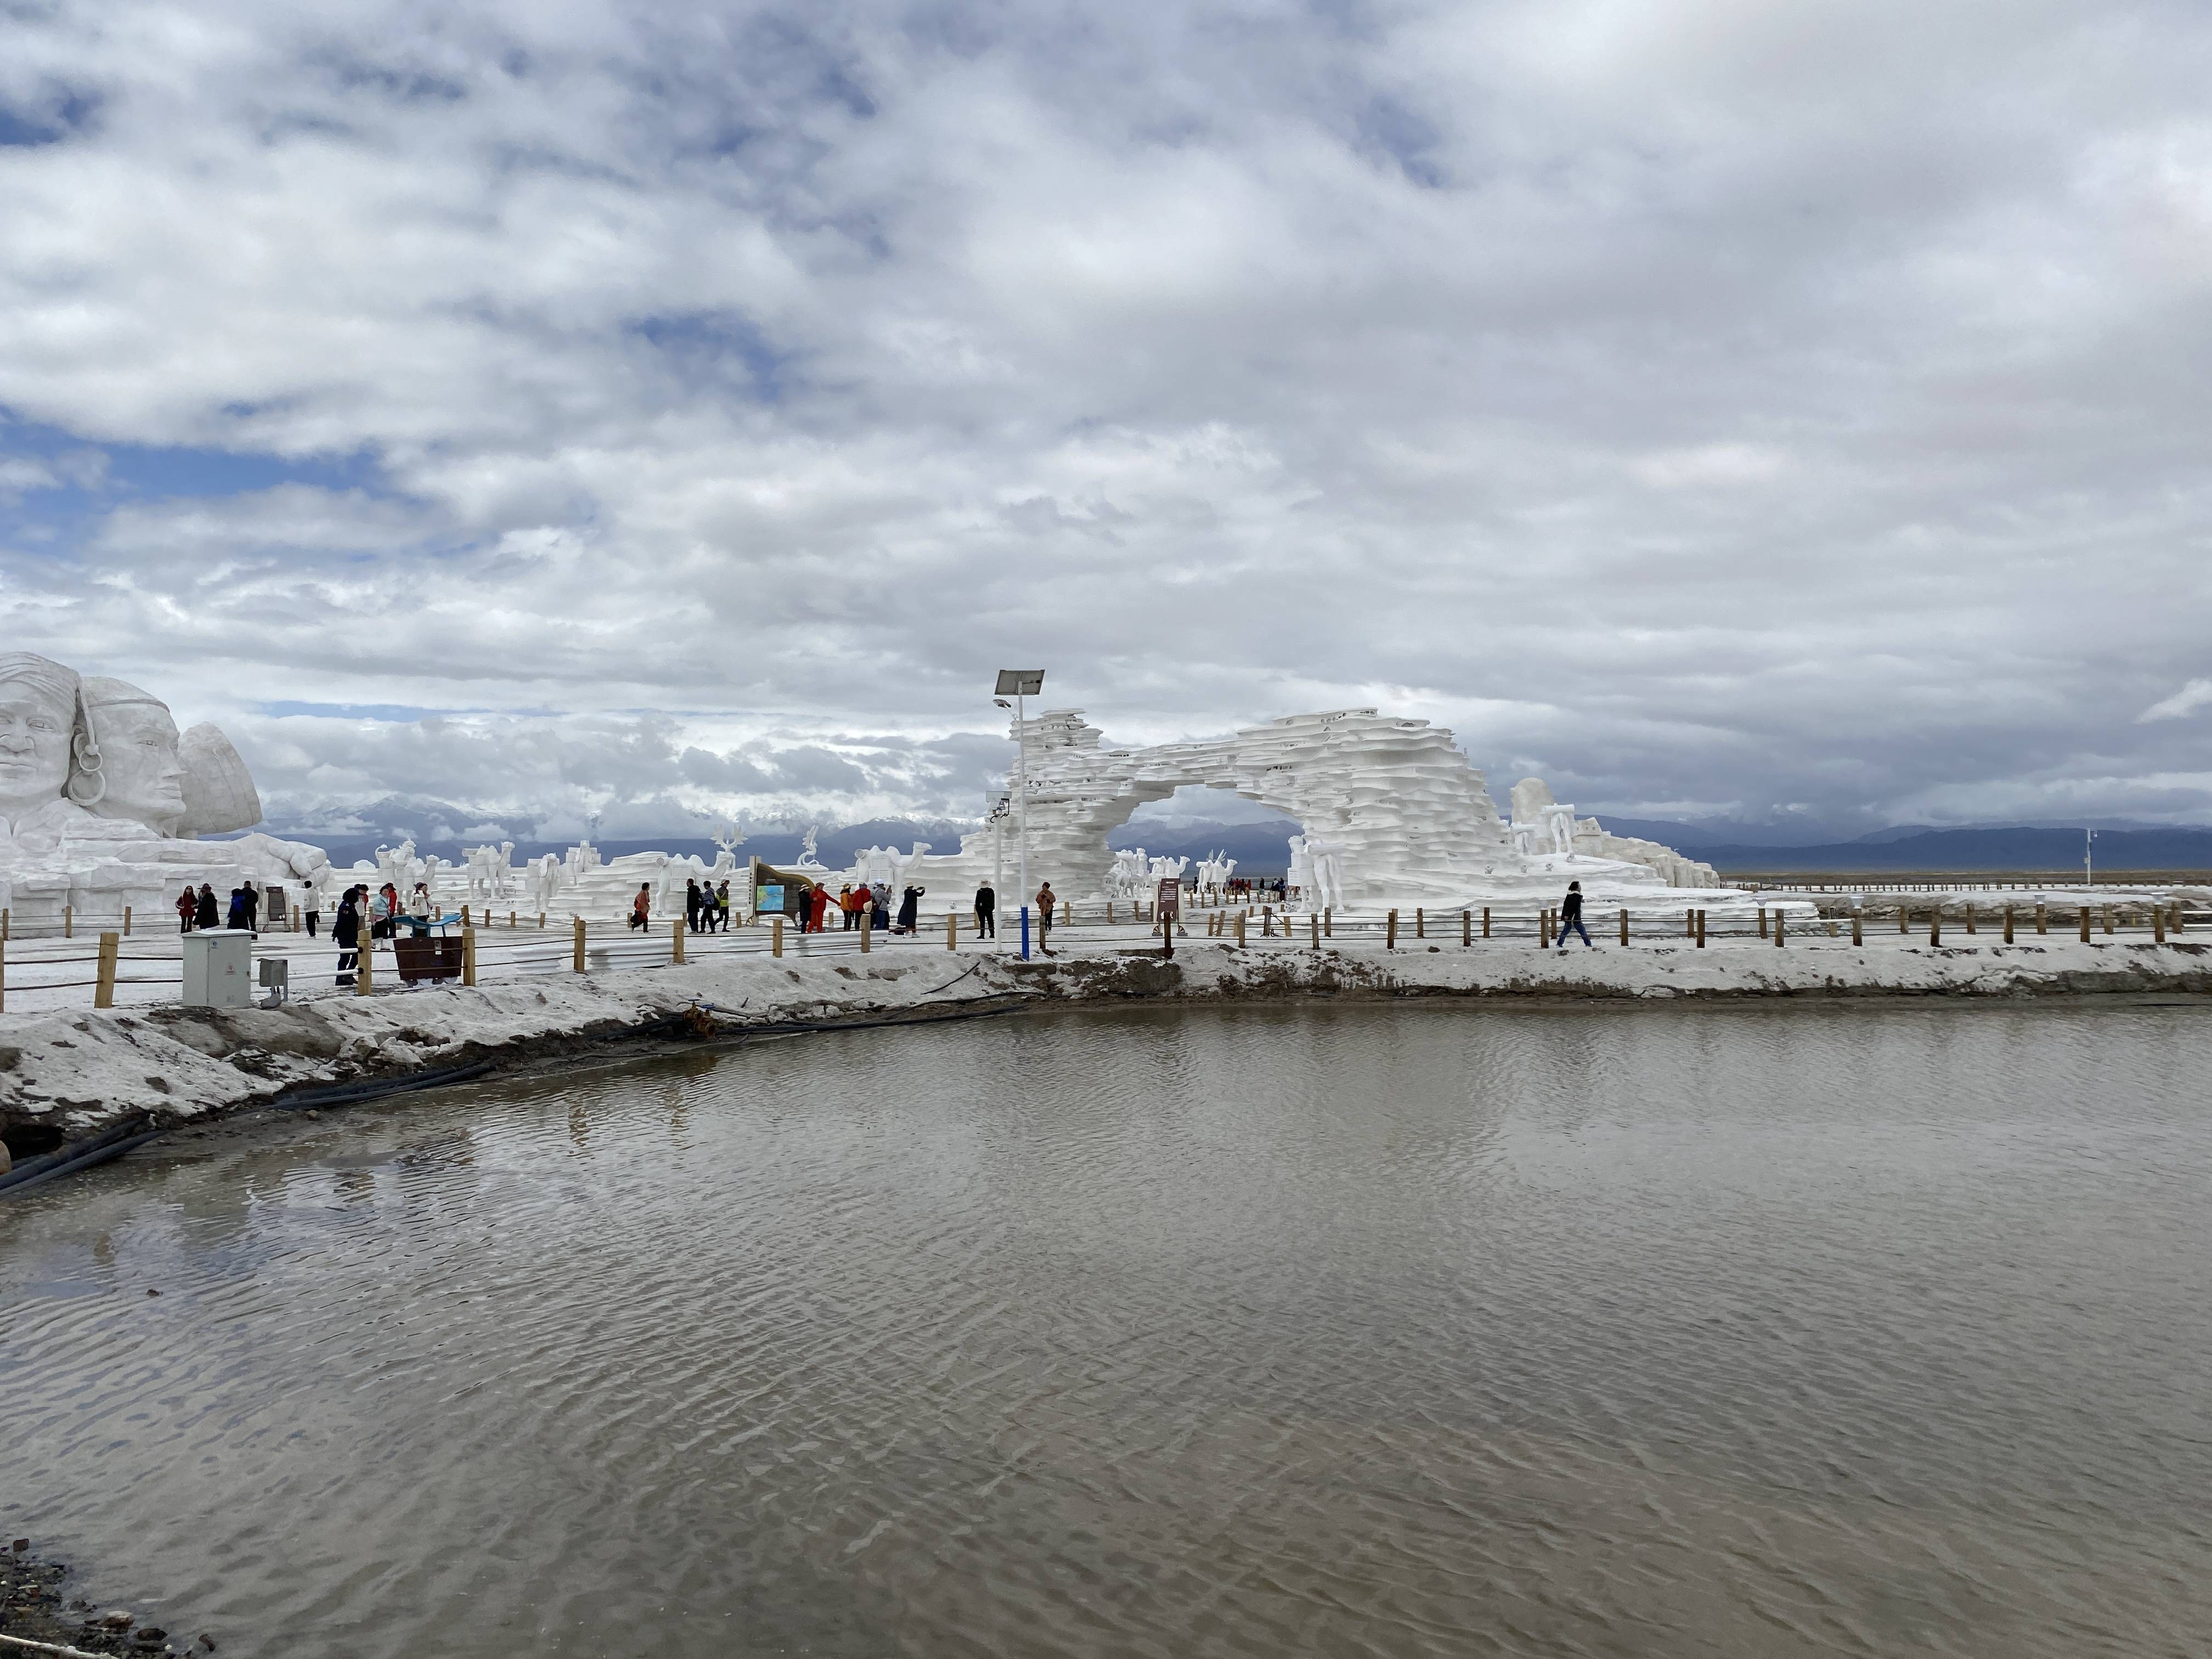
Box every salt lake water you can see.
[4,1000,2209,1657]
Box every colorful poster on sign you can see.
[756,884,786,912]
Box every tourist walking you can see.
[1555,879,1595,950]
[176,883,196,933]
[895,884,922,936]
[713,879,731,930]
[334,890,360,986]
[303,888,321,937]
[974,881,996,939]
[1035,881,1057,953]
[225,887,250,930]
[630,883,652,930]
[241,881,260,933]
[194,883,219,930]
[684,878,702,932]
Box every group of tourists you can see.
[176,881,258,934]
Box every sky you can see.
[3,0,2210,844]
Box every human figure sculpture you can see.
[1286,835,1314,900]
[0,653,142,852]
[1304,834,1347,912]
[78,676,191,834]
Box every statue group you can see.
[0,651,325,926]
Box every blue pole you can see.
[1020,905,1031,961]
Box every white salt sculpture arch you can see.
[914,707,1567,910]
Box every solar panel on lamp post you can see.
[995,671,1045,957]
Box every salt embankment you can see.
[4,932,2209,1147]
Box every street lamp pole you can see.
[995,670,1045,957]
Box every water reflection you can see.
[3,1001,2209,1658]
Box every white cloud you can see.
[2140,679,2212,722]
[1,0,2210,832]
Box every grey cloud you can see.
[2,0,2210,830]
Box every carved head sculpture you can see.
[80,676,188,833]
[0,652,84,817]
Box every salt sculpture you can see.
[1285,836,1314,898]
[898,706,1718,912]
[0,652,320,928]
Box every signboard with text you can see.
[1156,878,1181,918]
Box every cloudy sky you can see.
[4,0,2209,841]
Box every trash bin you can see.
[182,928,253,1009]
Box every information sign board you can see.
[1156,878,1182,919]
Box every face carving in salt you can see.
[0,677,76,818]
[85,686,189,833]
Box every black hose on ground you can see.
[272,1059,501,1111]
[0,1118,151,1194]
[0,1129,170,1198]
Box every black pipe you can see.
[272,1059,500,1111]
[0,1128,168,1198]
[0,1118,149,1193]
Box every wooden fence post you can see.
[2153,905,2166,944]
[1324,908,1333,938]
[64,905,73,939]
[1756,906,1767,939]
[1851,911,1863,946]
[538,911,546,930]
[1619,907,1629,945]
[2002,905,2014,944]
[2035,902,2047,935]
[1928,908,1942,946]
[1482,906,1491,939]
[947,912,958,950]
[510,910,517,928]
[860,910,872,953]
[2078,906,2091,943]
[1386,909,1399,949]
[462,904,472,928]
[1235,912,1246,948]
[462,924,477,987]
[0,934,6,1013]
[1311,911,1321,949]
[357,925,375,995]
[1539,910,1551,949]
[672,915,686,966]
[1462,909,1471,946]
[1964,904,1976,935]
[94,931,119,1008]
[2102,905,2113,936]
[1696,909,1707,948]
[123,905,132,937]
[772,917,785,957]
[573,916,587,972]
[1415,907,1424,939]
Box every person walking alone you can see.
[1034,881,1057,955]
[1555,879,1596,951]
[974,881,996,939]
[630,883,652,931]
[334,888,361,986]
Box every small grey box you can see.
[181,929,253,1009]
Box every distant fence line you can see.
[3,895,2203,1016]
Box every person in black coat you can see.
[974,882,996,939]
[1555,879,1595,950]
[334,894,361,985]
[194,883,220,929]
[895,884,923,935]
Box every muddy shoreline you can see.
[1,1543,206,1657]
[5,936,2211,1160]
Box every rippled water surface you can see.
[5,1001,2211,1657]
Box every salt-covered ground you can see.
[4,916,2208,1147]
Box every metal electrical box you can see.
[182,929,253,1009]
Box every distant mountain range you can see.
[239,799,2212,878]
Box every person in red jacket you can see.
[810,884,833,933]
